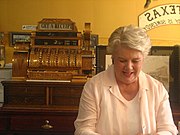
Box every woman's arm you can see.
[74,81,100,135]
[155,85,178,135]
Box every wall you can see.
[0,0,180,63]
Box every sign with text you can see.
[139,4,180,31]
[37,18,77,31]
[22,25,37,31]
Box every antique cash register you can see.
[12,18,95,82]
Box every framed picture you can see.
[9,32,31,46]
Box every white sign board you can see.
[22,25,37,31]
[139,4,180,31]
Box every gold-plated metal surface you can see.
[41,120,53,130]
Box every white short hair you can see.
[107,25,151,57]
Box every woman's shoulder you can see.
[85,65,115,87]
[87,70,106,84]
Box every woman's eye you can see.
[119,60,126,62]
[132,60,140,63]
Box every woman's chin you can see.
[122,77,137,84]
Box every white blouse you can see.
[74,65,178,135]
[125,92,140,135]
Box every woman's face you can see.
[113,45,144,84]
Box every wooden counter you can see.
[0,80,179,135]
[0,79,85,135]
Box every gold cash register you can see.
[12,18,95,82]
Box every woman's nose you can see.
[125,61,133,70]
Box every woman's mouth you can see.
[123,71,133,77]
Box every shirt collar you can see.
[139,71,150,91]
[138,71,150,99]
[102,64,117,87]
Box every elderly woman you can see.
[74,25,178,135]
